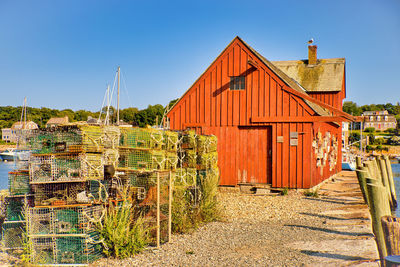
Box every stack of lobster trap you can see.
[176,130,219,204]
[1,124,219,265]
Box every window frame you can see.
[229,76,246,91]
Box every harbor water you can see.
[0,161,15,190]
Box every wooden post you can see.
[384,155,397,206]
[356,168,369,205]
[364,161,378,183]
[157,171,160,248]
[366,182,391,265]
[378,156,394,210]
[356,156,363,169]
[168,171,172,243]
[372,157,382,180]
[381,216,400,256]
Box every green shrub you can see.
[171,187,198,233]
[364,127,375,133]
[199,171,220,223]
[385,128,396,134]
[97,201,150,259]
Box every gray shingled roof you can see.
[271,58,345,92]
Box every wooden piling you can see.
[356,168,369,205]
[367,182,391,265]
[378,156,394,209]
[356,156,363,169]
[168,171,172,243]
[381,216,400,256]
[157,172,160,248]
[384,155,397,206]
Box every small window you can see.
[230,76,245,90]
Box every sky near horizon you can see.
[0,0,399,112]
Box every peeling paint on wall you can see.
[312,131,338,175]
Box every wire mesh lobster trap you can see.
[29,153,104,183]
[88,179,109,203]
[133,171,171,245]
[8,170,30,195]
[27,205,102,235]
[196,134,218,153]
[4,196,33,222]
[30,232,103,265]
[29,129,83,154]
[175,168,197,187]
[180,130,197,149]
[31,182,90,206]
[197,151,218,170]
[180,149,196,168]
[1,221,25,249]
[118,148,166,171]
[163,130,179,151]
[120,127,164,150]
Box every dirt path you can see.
[94,171,379,266]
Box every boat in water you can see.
[342,148,356,171]
[0,148,31,161]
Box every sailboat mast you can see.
[24,97,27,129]
[117,66,120,126]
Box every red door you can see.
[236,126,272,184]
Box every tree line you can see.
[0,99,178,129]
[343,101,400,123]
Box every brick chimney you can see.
[308,45,317,65]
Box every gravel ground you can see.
[93,174,379,267]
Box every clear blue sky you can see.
[1,0,399,111]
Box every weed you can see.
[199,169,220,222]
[304,189,319,198]
[281,187,288,196]
[185,250,194,255]
[97,200,150,259]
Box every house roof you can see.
[46,116,69,125]
[11,121,39,130]
[271,58,345,92]
[239,37,329,116]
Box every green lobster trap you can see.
[165,151,178,170]
[29,129,83,154]
[181,149,197,168]
[175,168,197,187]
[163,130,179,151]
[79,125,105,153]
[31,182,88,206]
[8,170,30,195]
[30,233,103,265]
[196,134,218,153]
[118,148,166,171]
[181,130,196,149]
[197,151,218,170]
[120,127,164,150]
[4,196,33,222]
[27,205,102,235]
[1,221,25,249]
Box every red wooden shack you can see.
[167,36,353,188]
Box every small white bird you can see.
[307,38,314,44]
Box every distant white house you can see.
[362,110,397,131]
[1,120,39,143]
